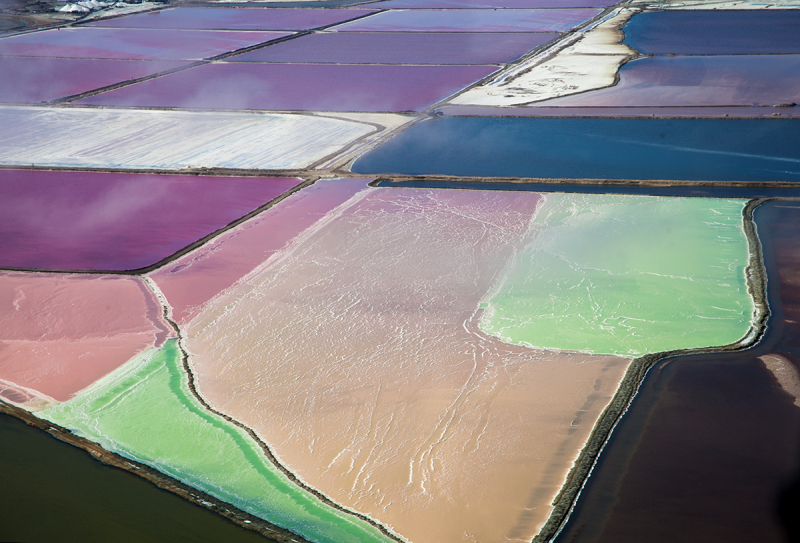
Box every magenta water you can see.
[623,10,800,55]
[332,8,602,32]
[0,57,186,103]
[230,31,557,65]
[87,7,376,31]
[0,170,299,271]
[0,27,290,60]
[78,62,498,112]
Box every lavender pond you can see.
[623,10,800,55]
[79,63,498,112]
[332,8,602,32]
[87,7,376,31]
[0,57,186,103]
[541,55,800,108]
[376,0,615,8]
[0,27,290,61]
[230,31,557,65]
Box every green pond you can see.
[480,194,755,356]
[39,339,394,543]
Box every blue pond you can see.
[351,117,800,182]
[623,10,800,55]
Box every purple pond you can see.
[230,31,557,65]
[0,57,187,103]
[0,170,301,271]
[87,7,376,31]
[542,55,800,108]
[0,27,290,60]
[376,0,616,8]
[77,62,498,112]
[330,8,601,32]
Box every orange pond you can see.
[180,186,630,543]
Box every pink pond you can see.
[151,178,371,325]
[78,63,498,111]
[331,8,602,32]
[377,0,615,7]
[0,57,186,103]
[0,272,172,402]
[543,55,800,108]
[0,27,290,60]
[230,31,557,65]
[0,170,300,271]
[88,7,376,31]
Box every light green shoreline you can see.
[39,339,393,543]
[480,194,755,356]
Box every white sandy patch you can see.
[0,106,374,170]
[450,8,639,107]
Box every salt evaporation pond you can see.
[332,8,602,32]
[87,7,377,31]
[623,9,800,55]
[151,178,370,325]
[0,272,170,403]
[351,117,800,181]
[10,184,758,543]
[0,27,291,61]
[0,57,186,103]
[183,186,630,543]
[79,63,497,112]
[377,0,616,8]
[38,340,393,543]
[479,194,753,356]
[0,170,300,271]
[540,55,800,108]
[230,31,557,65]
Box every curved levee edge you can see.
[531,197,771,543]
[141,277,409,543]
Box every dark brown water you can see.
[0,413,276,543]
[556,200,800,543]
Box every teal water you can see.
[480,194,755,356]
[38,340,394,543]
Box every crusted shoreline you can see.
[532,198,770,543]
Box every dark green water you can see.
[0,413,275,543]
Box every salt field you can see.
[0,107,379,170]
[2,1,800,542]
